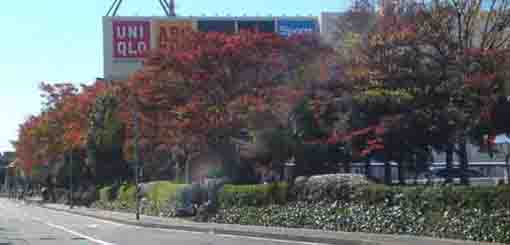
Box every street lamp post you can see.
[69,151,74,209]
[3,166,8,194]
[131,97,141,221]
[284,157,296,183]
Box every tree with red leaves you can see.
[313,0,510,185]
[15,80,111,189]
[115,31,322,182]
[16,30,322,186]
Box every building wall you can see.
[350,160,510,182]
[433,142,509,163]
[319,12,343,48]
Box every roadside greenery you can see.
[210,184,510,244]
[218,183,288,208]
[147,181,187,212]
[210,201,510,243]
[92,181,510,243]
[95,181,187,214]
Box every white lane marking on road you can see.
[153,228,205,235]
[32,217,43,222]
[151,227,330,245]
[40,211,330,245]
[34,206,128,227]
[5,199,330,245]
[216,234,328,245]
[44,222,118,245]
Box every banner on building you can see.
[198,20,236,33]
[112,20,151,58]
[278,20,316,37]
[157,21,196,51]
[238,20,275,33]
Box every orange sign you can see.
[157,21,196,52]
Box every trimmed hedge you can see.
[99,186,113,203]
[95,181,188,214]
[117,184,137,207]
[209,184,510,243]
[359,185,510,211]
[210,201,510,243]
[147,181,187,212]
[218,182,288,208]
[218,183,510,210]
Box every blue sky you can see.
[0,0,347,153]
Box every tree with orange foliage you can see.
[116,31,322,182]
[15,80,111,190]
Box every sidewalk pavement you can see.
[22,197,503,245]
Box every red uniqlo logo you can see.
[112,21,151,58]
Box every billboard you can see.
[277,20,316,37]
[157,21,196,51]
[112,20,151,58]
[103,16,319,80]
[238,20,275,33]
[198,20,236,33]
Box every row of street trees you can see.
[12,0,510,190]
[12,31,326,194]
[317,0,510,184]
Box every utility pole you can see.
[168,0,176,17]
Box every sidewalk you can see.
[24,198,503,245]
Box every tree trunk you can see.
[47,175,56,203]
[445,144,454,184]
[343,162,352,174]
[384,161,392,185]
[184,158,190,184]
[506,153,510,185]
[458,138,470,185]
[398,161,405,185]
[413,153,419,185]
[365,159,372,179]
[175,163,182,183]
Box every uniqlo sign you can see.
[112,21,151,58]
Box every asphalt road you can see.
[0,199,322,245]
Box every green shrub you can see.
[117,183,136,207]
[356,185,510,211]
[99,186,113,203]
[219,182,288,208]
[147,181,187,212]
[210,201,510,244]
[212,184,510,243]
